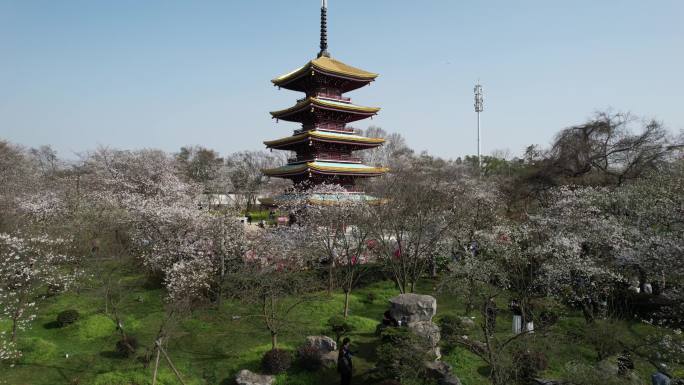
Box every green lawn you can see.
[0,265,677,385]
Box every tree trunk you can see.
[328,261,335,295]
[11,317,18,342]
[216,286,222,307]
[430,256,437,278]
[217,254,225,308]
[271,332,278,350]
[581,301,595,324]
[343,289,351,318]
[465,287,474,315]
[395,276,405,294]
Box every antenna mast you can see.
[474,81,484,173]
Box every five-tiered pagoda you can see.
[262,0,388,193]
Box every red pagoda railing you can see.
[288,153,362,163]
[315,92,351,103]
[316,123,356,132]
[295,123,357,135]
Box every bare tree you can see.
[229,228,322,350]
[297,184,373,317]
[358,126,413,170]
[224,150,288,210]
[368,164,459,293]
[548,111,681,185]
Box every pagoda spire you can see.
[318,0,330,58]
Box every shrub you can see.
[57,309,80,327]
[584,321,622,361]
[438,315,473,354]
[375,328,432,383]
[327,315,355,343]
[363,292,377,304]
[77,314,116,340]
[439,315,472,338]
[532,299,563,328]
[537,309,560,328]
[296,345,321,371]
[511,349,548,384]
[261,349,292,374]
[115,335,138,358]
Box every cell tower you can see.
[474,81,484,172]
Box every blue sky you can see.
[1,0,682,159]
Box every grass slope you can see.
[0,265,675,385]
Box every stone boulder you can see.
[320,350,338,369]
[409,321,441,346]
[409,320,442,359]
[235,369,274,385]
[389,293,437,323]
[299,335,338,369]
[458,316,476,330]
[304,335,337,354]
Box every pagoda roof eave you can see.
[270,97,380,120]
[262,161,389,177]
[264,130,385,149]
[272,56,378,87]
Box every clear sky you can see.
[1,0,682,159]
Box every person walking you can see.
[510,299,523,334]
[337,337,353,385]
[484,297,498,336]
[652,363,672,385]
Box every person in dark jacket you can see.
[337,337,353,385]
[382,310,399,327]
[484,297,498,336]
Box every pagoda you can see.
[262,0,388,192]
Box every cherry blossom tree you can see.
[230,227,321,350]
[77,148,248,307]
[0,233,80,360]
[294,184,374,317]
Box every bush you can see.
[363,292,377,304]
[296,345,321,371]
[537,309,560,328]
[375,328,432,383]
[77,314,116,340]
[261,349,292,374]
[327,315,355,343]
[438,315,473,354]
[511,349,548,384]
[57,309,80,327]
[115,335,138,358]
[439,315,472,338]
[532,299,563,328]
[584,321,622,361]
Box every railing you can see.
[315,91,351,103]
[294,124,358,135]
[288,153,362,163]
